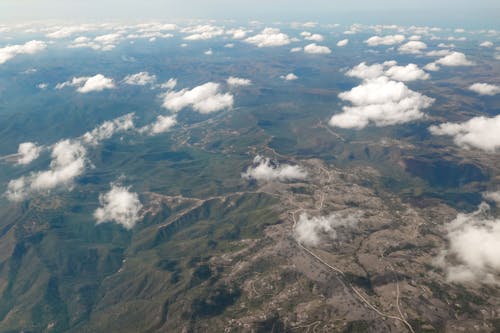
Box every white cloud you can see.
[483,191,500,205]
[290,47,302,52]
[469,83,500,96]
[398,41,427,54]
[160,78,177,90]
[162,82,234,114]
[139,115,177,135]
[281,73,298,81]
[16,142,43,165]
[384,63,430,81]
[226,76,252,87]
[46,25,94,38]
[294,212,359,246]
[303,43,331,54]
[70,33,123,51]
[336,39,349,47]
[182,25,224,40]
[426,49,453,57]
[82,113,135,145]
[424,62,440,71]
[346,61,429,82]
[301,31,324,42]
[226,28,248,39]
[37,83,48,90]
[429,115,500,152]
[244,28,291,47]
[480,41,493,48]
[123,72,157,86]
[94,183,143,230]
[6,140,87,201]
[365,34,405,46]
[435,203,500,285]
[242,155,307,182]
[435,51,474,66]
[0,40,47,65]
[224,43,234,48]
[204,48,213,55]
[56,74,116,93]
[329,76,434,129]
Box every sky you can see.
[1,0,499,27]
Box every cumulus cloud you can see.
[56,74,115,93]
[365,34,405,46]
[123,72,157,86]
[281,73,298,81]
[301,31,324,42]
[162,82,234,114]
[329,76,434,129]
[435,203,500,285]
[483,191,500,205]
[5,114,137,201]
[469,83,500,96]
[160,78,177,90]
[337,39,349,47]
[242,155,307,182]
[138,115,177,135]
[429,114,500,152]
[245,28,291,47]
[435,52,474,66]
[82,113,135,145]
[226,28,248,39]
[94,183,143,230]
[398,41,427,54]
[70,33,122,51]
[226,76,252,87]
[303,43,332,54]
[0,40,47,65]
[480,41,493,48]
[346,61,429,82]
[182,24,224,40]
[6,140,87,201]
[46,25,94,38]
[16,142,43,165]
[294,212,359,246]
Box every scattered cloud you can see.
[16,142,43,165]
[46,25,94,38]
[301,31,324,42]
[182,24,224,40]
[294,212,359,246]
[6,140,87,201]
[162,82,234,114]
[435,203,500,285]
[123,72,157,86]
[304,43,332,54]
[346,61,429,82]
[469,83,500,96]
[281,73,298,81]
[398,41,427,54]
[160,78,177,90]
[139,115,177,135]
[0,40,47,65]
[204,48,213,55]
[56,74,116,93]
[37,83,48,90]
[365,34,405,46]
[336,39,349,47]
[483,191,500,205]
[70,33,123,51]
[242,155,307,182]
[226,76,252,87]
[82,113,135,145]
[429,115,500,152]
[245,28,291,47]
[94,183,143,230]
[435,51,474,66]
[329,76,434,129]
[480,41,493,48]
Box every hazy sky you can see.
[1,0,499,27]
